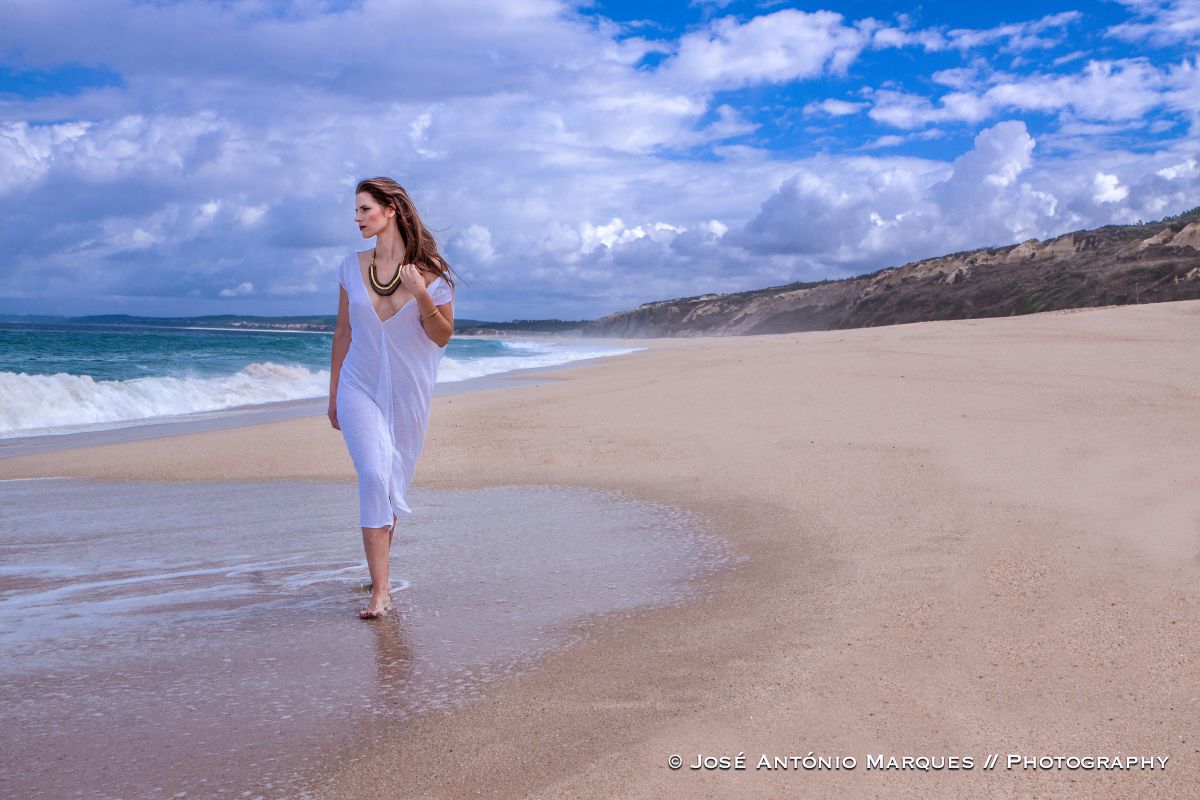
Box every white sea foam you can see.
[438,341,642,382]
[0,362,329,437]
[0,342,641,437]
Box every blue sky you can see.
[1,0,1197,320]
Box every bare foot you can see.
[358,592,392,620]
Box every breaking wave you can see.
[0,341,640,437]
[0,362,328,437]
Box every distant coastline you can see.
[0,313,339,333]
[0,314,589,336]
[8,206,1197,340]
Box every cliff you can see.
[583,209,1200,337]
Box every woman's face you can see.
[355,192,395,239]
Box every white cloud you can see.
[870,12,1081,54]
[949,121,1035,189]
[661,9,868,90]
[219,281,255,297]
[804,98,868,116]
[1052,50,1089,67]
[869,59,1174,129]
[861,134,906,150]
[452,224,496,264]
[1108,0,1200,45]
[0,120,91,192]
[129,228,155,248]
[725,120,1200,275]
[1164,57,1200,125]
[1156,157,1197,178]
[579,218,685,254]
[985,59,1170,120]
[408,111,439,159]
[930,66,980,89]
[238,205,267,226]
[1093,172,1131,203]
[945,12,1083,52]
[870,24,947,52]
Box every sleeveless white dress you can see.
[335,251,454,527]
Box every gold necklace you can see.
[368,249,403,296]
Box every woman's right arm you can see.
[328,286,352,429]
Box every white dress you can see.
[335,251,454,527]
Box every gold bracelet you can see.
[420,307,440,320]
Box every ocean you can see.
[0,322,639,439]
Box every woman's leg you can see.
[361,521,393,617]
[366,514,398,594]
[337,383,397,617]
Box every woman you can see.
[327,177,456,619]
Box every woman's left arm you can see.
[402,264,454,347]
[417,298,454,347]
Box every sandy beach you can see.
[4,299,1198,799]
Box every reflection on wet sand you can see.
[372,607,415,702]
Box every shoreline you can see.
[3,300,1199,798]
[0,339,648,458]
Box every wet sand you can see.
[2,480,730,798]
[2,300,1199,798]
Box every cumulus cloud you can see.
[928,121,1056,243]
[1093,173,1131,203]
[451,224,496,264]
[712,120,1199,277]
[0,1,1196,320]
[660,9,868,90]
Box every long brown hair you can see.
[356,177,456,289]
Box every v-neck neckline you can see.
[355,253,438,326]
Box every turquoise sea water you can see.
[0,323,638,437]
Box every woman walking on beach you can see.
[327,177,456,619]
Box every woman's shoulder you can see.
[337,251,362,288]
[427,272,454,304]
[343,250,369,271]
